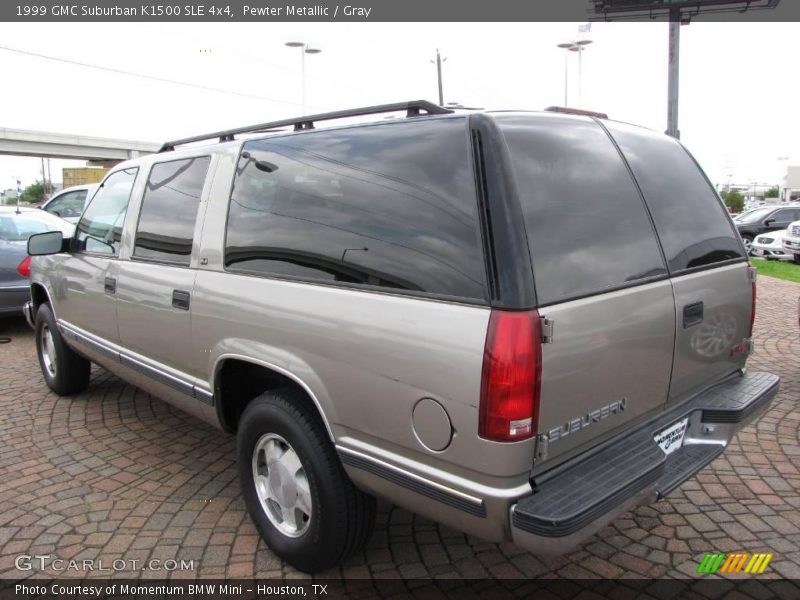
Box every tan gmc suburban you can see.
[25,101,779,572]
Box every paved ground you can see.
[0,276,798,582]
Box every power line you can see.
[0,44,308,108]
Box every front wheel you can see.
[35,303,91,395]
[741,235,754,254]
[237,389,375,572]
[794,253,800,265]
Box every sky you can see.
[0,20,798,193]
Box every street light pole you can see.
[666,9,681,139]
[557,42,573,105]
[569,39,592,108]
[558,39,592,107]
[285,40,322,114]
[431,49,447,106]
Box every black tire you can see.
[237,388,375,572]
[794,254,800,265]
[34,303,91,396]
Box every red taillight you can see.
[748,264,757,338]
[17,256,31,278]
[479,309,542,442]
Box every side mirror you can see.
[28,231,65,256]
[764,218,775,226]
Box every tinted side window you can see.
[224,118,485,300]
[134,156,210,265]
[604,121,745,273]
[771,209,798,224]
[497,114,667,306]
[77,168,138,255]
[46,190,87,218]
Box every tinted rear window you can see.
[224,118,486,301]
[604,121,745,273]
[497,114,667,306]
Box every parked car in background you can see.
[0,207,73,316]
[751,229,792,261]
[735,205,800,253]
[40,184,97,223]
[782,220,800,265]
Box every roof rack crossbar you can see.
[159,100,452,152]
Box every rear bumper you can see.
[510,371,779,554]
[0,288,30,316]
[22,300,35,329]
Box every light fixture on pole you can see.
[285,40,322,115]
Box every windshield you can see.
[735,207,773,224]
[0,212,74,242]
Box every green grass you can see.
[751,257,800,283]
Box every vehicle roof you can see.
[107,108,664,174]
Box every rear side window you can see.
[134,156,210,266]
[497,114,667,306]
[224,118,486,301]
[604,121,745,273]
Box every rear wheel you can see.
[35,303,91,395]
[237,389,375,572]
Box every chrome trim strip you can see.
[119,353,194,397]
[58,319,209,402]
[1,285,31,291]
[193,386,214,405]
[337,446,486,518]
[59,322,120,361]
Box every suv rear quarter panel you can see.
[192,146,536,490]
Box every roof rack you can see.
[545,106,609,119]
[158,100,452,153]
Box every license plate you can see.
[654,418,689,456]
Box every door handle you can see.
[104,277,116,295]
[683,301,703,328]
[172,290,191,311]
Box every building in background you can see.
[785,166,800,202]
[62,167,108,187]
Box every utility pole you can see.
[666,9,681,139]
[432,49,446,106]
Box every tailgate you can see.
[535,280,676,469]
[668,262,752,406]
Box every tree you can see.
[765,186,780,198]
[20,182,44,203]
[721,189,744,213]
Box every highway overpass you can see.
[0,127,160,163]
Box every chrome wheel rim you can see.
[251,433,312,538]
[40,324,57,377]
[743,238,753,253]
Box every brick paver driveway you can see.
[0,276,798,581]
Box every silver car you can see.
[0,207,73,316]
[24,101,780,572]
